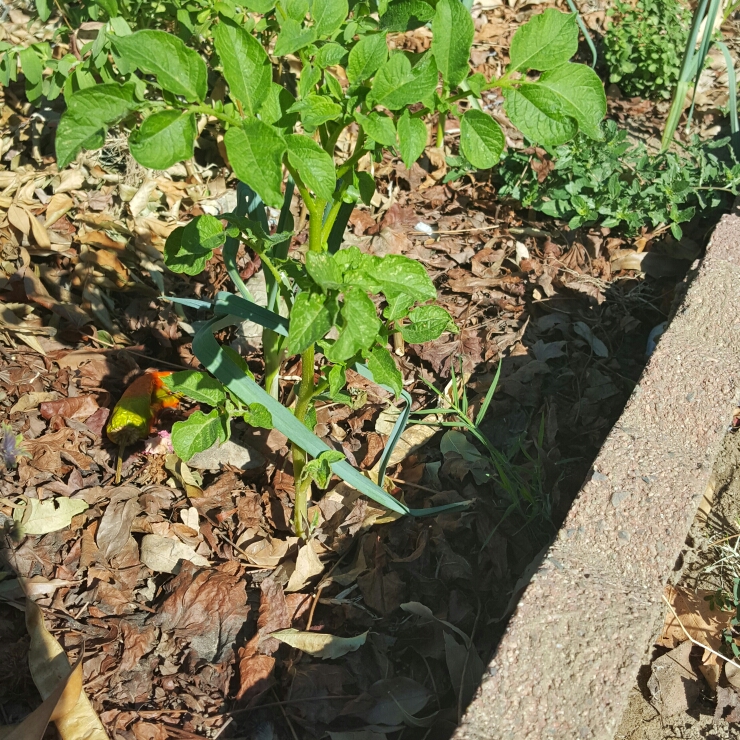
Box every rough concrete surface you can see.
[455,209,740,740]
[614,430,740,740]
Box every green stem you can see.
[188,104,243,127]
[285,160,318,217]
[324,121,345,156]
[436,111,446,147]
[291,343,315,537]
[308,205,325,252]
[336,128,366,179]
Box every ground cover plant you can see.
[603,0,690,100]
[49,2,606,536]
[496,119,740,237]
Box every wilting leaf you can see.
[139,533,210,574]
[343,677,431,725]
[25,600,109,740]
[573,321,608,358]
[96,486,141,561]
[271,628,368,659]
[13,497,89,537]
[443,632,485,708]
[286,543,325,592]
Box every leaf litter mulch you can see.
[0,1,735,739]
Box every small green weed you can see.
[705,578,740,659]
[496,120,740,238]
[411,361,551,526]
[603,0,691,100]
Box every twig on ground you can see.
[662,593,740,671]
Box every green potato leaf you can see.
[366,345,403,397]
[400,304,457,343]
[286,134,337,201]
[397,109,428,168]
[213,16,272,116]
[306,251,344,291]
[114,30,207,101]
[535,63,607,140]
[325,287,380,362]
[380,0,434,32]
[431,0,474,89]
[224,121,287,208]
[171,409,227,462]
[274,18,318,56]
[163,370,227,407]
[508,9,578,72]
[347,32,388,83]
[459,109,505,169]
[287,291,334,355]
[129,111,197,170]
[369,52,438,110]
[503,84,577,146]
[310,0,348,37]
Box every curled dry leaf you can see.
[40,395,99,421]
[25,599,109,739]
[10,392,59,414]
[164,455,203,498]
[45,192,74,227]
[140,533,209,574]
[271,628,368,660]
[97,486,141,561]
[0,647,83,740]
[152,561,249,662]
[245,536,297,568]
[661,584,734,690]
[13,497,89,537]
[286,543,325,592]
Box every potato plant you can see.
[53,1,606,536]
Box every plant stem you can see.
[436,111,446,148]
[188,103,243,127]
[290,178,326,536]
[291,343,315,537]
[308,204,325,252]
[336,128,366,179]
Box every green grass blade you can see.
[475,359,502,427]
[164,295,215,310]
[193,318,469,517]
[564,0,597,68]
[327,201,355,255]
[662,0,710,150]
[351,362,413,486]
[213,292,289,335]
[686,0,723,129]
[716,40,739,134]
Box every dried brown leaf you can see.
[119,623,159,673]
[40,395,99,421]
[358,568,406,617]
[286,543,324,592]
[96,486,141,561]
[152,561,249,662]
[26,600,109,739]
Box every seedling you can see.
[51,2,606,536]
